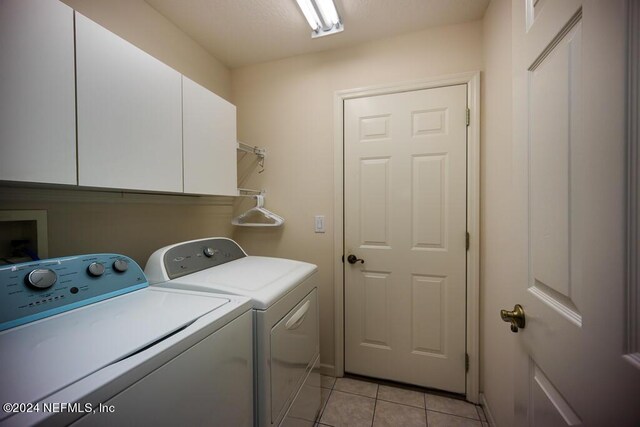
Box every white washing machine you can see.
[0,253,253,427]
[145,237,321,427]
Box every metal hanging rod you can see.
[237,141,266,158]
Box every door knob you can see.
[347,254,364,264]
[500,304,525,333]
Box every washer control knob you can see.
[203,247,218,258]
[113,259,129,273]
[87,262,105,277]
[26,269,57,289]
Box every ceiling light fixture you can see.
[295,0,343,38]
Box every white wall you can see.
[231,21,483,373]
[480,0,515,425]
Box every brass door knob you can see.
[500,304,526,333]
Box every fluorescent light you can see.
[295,0,321,31]
[315,0,340,26]
[295,0,343,38]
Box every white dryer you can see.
[0,253,253,427]
[145,237,321,427]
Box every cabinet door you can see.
[183,77,238,196]
[0,0,76,185]
[75,13,183,193]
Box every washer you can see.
[145,237,321,427]
[0,253,253,427]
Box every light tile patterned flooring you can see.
[317,376,488,427]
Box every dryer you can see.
[145,237,321,427]
[0,253,253,427]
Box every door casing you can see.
[332,72,481,403]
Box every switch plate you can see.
[314,215,325,233]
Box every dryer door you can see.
[270,289,318,424]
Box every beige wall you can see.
[0,188,234,267]
[230,21,483,372]
[1,0,235,267]
[60,0,231,100]
[480,0,515,425]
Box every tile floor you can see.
[317,376,488,427]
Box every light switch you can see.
[314,215,325,233]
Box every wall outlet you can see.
[314,215,325,233]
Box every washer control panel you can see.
[0,254,147,332]
[163,238,246,280]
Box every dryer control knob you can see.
[87,262,105,277]
[26,269,57,289]
[113,259,129,273]
[203,247,218,257]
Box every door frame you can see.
[332,71,481,402]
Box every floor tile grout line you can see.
[425,407,481,421]
[424,394,429,427]
[375,396,426,410]
[317,388,330,425]
[331,387,378,400]
[426,408,483,422]
[370,385,379,427]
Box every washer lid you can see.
[0,288,229,410]
[166,256,317,309]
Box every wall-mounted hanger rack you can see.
[237,141,266,158]
[232,193,284,227]
[237,141,265,174]
[237,188,263,196]
[235,143,278,226]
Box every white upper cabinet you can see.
[75,13,183,193]
[0,0,76,185]
[2,7,238,196]
[182,76,238,196]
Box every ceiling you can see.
[145,0,490,68]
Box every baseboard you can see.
[480,393,497,427]
[320,363,336,377]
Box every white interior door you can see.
[511,0,640,425]
[344,85,467,393]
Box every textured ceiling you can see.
[145,0,490,68]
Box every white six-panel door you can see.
[344,85,467,393]
[512,0,640,425]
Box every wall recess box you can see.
[0,210,48,264]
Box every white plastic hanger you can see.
[232,195,285,227]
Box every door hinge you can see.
[466,108,470,126]
[465,232,470,251]
[465,353,470,372]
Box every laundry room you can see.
[1,0,639,426]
